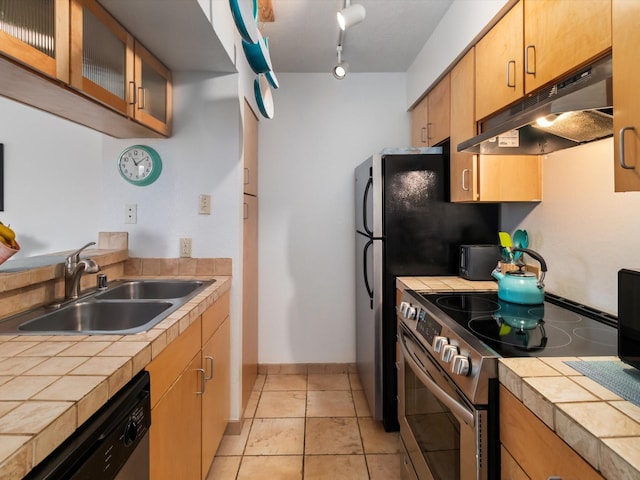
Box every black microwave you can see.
[618,269,640,369]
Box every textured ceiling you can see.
[258,0,454,73]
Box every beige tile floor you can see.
[208,372,402,479]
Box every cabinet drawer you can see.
[147,316,202,408]
[202,290,230,344]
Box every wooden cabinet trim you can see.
[500,385,604,479]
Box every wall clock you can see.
[117,145,162,186]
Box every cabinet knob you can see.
[205,355,214,381]
[461,168,470,191]
[506,60,516,87]
[196,368,206,395]
[619,126,637,170]
[420,126,427,144]
[525,45,536,75]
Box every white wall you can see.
[258,72,409,364]
[100,73,241,260]
[502,138,640,315]
[0,98,103,257]
[406,0,509,108]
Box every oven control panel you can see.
[398,291,498,404]
[399,300,471,377]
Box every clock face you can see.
[117,145,162,186]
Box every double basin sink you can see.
[0,279,215,335]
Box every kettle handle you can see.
[512,248,547,272]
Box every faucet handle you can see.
[66,241,96,265]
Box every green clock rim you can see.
[117,145,162,186]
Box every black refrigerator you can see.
[354,146,500,431]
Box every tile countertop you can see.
[499,357,640,480]
[397,276,640,480]
[0,274,231,480]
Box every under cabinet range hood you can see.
[458,54,613,155]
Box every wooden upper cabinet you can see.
[523,0,611,94]
[475,0,523,122]
[427,74,450,147]
[450,48,476,202]
[244,99,259,196]
[69,0,171,136]
[475,154,542,202]
[0,0,69,81]
[70,0,133,116]
[410,95,428,147]
[134,40,172,136]
[613,0,640,191]
[411,74,450,147]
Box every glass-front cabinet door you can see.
[0,0,69,80]
[69,0,133,116]
[134,41,172,136]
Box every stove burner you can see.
[468,317,573,351]
[415,290,618,358]
[435,295,499,314]
[573,326,618,346]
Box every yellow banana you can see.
[0,224,17,249]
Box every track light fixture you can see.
[337,3,366,31]
[333,45,348,80]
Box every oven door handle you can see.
[399,330,475,428]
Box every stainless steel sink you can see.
[18,301,173,334]
[95,280,207,300]
[0,278,215,335]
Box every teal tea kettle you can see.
[491,248,548,305]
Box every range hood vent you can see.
[457,54,613,155]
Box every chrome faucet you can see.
[65,242,101,299]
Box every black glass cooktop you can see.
[418,291,618,358]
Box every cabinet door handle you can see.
[196,368,206,395]
[426,123,433,141]
[244,202,249,219]
[204,355,214,381]
[420,126,427,144]
[128,81,136,105]
[244,167,250,185]
[525,45,536,75]
[506,60,516,87]
[620,126,636,170]
[461,168,470,191]
[137,86,146,110]
[547,477,562,480]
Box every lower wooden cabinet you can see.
[500,385,604,480]
[201,317,230,476]
[150,352,202,480]
[451,155,542,202]
[148,291,230,480]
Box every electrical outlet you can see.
[199,194,211,215]
[180,238,192,257]
[125,204,137,224]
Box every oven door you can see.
[398,324,488,480]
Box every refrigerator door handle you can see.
[363,238,374,309]
[363,177,373,236]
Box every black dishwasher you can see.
[24,370,151,480]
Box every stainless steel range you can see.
[397,289,618,480]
